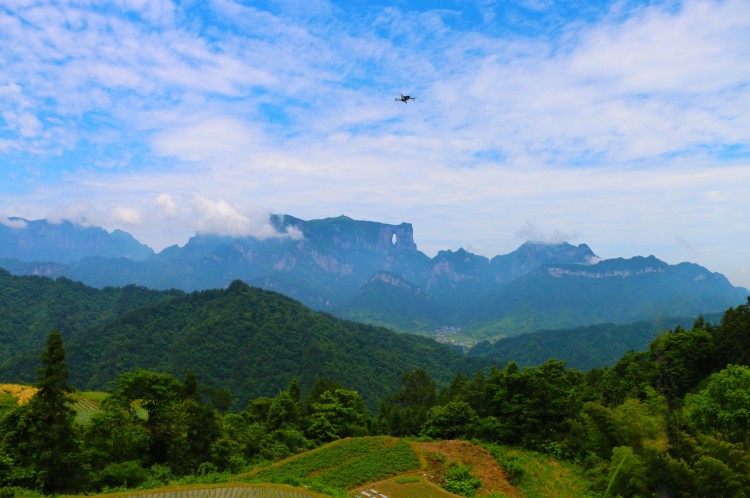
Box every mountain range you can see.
[1,215,746,340]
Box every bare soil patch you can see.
[414,440,523,498]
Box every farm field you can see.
[0,383,38,405]
[71,390,106,423]
[237,437,525,498]
[239,436,421,491]
[350,477,458,498]
[0,383,106,423]
[78,483,327,498]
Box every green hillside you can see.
[0,269,183,383]
[468,312,725,370]
[63,280,487,411]
[334,274,449,333]
[466,258,747,338]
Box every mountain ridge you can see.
[1,215,746,340]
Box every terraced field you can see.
[351,478,457,498]
[86,483,326,497]
[0,383,38,405]
[0,383,104,423]
[241,436,421,492]
[71,392,104,423]
[237,437,525,498]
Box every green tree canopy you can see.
[421,401,479,440]
[684,364,750,447]
[2,331,82,494]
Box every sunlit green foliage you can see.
[683,364,750,446]
[442,463,482,497]
[247,437,419,492]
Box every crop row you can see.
[313,440,420,489]
[252,437,390,480]
[249,437,420,491]
[105,484,320,497]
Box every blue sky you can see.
[1,0,749,288]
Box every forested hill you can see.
[61,280,487,411]
[0,269,183,380]
[468,312,726,370]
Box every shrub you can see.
[97,460,148,489]
[443,463,482,497]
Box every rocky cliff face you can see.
[275,215,418,253]
[490,241,598,284]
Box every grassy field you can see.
[484,444,595,498]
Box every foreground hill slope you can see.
[233,436,589,498]
[63,281,486,410]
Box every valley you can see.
[1,215,746,344]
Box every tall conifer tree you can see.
[13,331,82,493]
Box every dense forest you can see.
[0,269,183,382]
[468,313,725,371]
[0,274,487,412]
[1,298,749,496]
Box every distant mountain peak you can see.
[0,217,154,263]
[520,240,571,246]
[276,215,419,253]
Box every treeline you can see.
[2,299,750,496]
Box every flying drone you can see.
[395,94,416,103]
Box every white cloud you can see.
[155,192,178,216]
[190,194,295,240]
[111,206,142,225]
[515,221,578,245]
[152,117,266,163]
